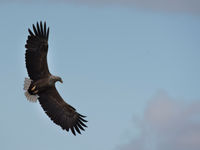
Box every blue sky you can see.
[0,1,200,150]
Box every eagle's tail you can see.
[23,78,39,102]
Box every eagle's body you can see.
[24,22,87,135]
[27,75,61,95]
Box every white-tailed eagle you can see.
[23,21,87,135]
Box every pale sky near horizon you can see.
[0,1,200,150]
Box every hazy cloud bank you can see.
[117,91,200,150]
[1,0,200,14]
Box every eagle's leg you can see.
[28,77,50,95]
[28,84,37,94]
[33,90,39,94]
[29,85,38,94]
[31,85,36,91]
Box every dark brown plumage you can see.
[24,21,87,135]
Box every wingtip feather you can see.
[36,22,41,35]
[71,127,76,136]
[74,125,81,134]
[47,27,49,39]
[32,24,38,36]
[28,22,49,40]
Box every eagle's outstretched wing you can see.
[38,86,87,135]
[25,21,50,81]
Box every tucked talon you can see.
[33,90,38,94]
[31,85,36,91]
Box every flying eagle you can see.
[23,21,87,135]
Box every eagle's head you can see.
[51,75,63,84]
[56,76,63,83]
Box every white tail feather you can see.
[24,77,32,90]
[24,78,39,102]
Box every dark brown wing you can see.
[38,86,87,135]
[25,21,50,81]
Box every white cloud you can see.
[117,91,200,150]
